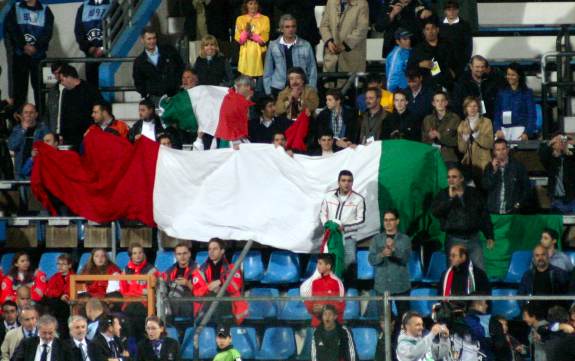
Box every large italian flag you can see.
[31,129,446,253]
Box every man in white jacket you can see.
[320,170,366,270]
[396,311,450,361]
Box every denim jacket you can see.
[263,37,317,94]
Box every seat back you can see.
[166,326,179,342]
[181,327,217,360]
[231,327,258,359]
[256,327,296,360]
[195,251,208,265]
[301,255,318,280]
[504,251,532,283]
[424,252,447,283]
[1,253,14,274]
[232,251,265,282]
[278,288,311,321]
[261,251,300,284]
[409,251,423,282]
[344,288,360,320]
[246,288,279,320]
[357,250,374,280]
[77,252,91,273]
[352,328,378,360]
[155,250,176,273]
[491,289,520,319]
[39,252,63,278]
[409,288,438,317]
[115,251,130,270]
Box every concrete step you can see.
[124,91,142,103]
[113,102,139,122]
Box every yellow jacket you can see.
[381,89,394,113]
[234,13,270,77]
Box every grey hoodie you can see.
[396,331,450,361]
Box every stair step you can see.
[124,91,142,103]
[113,103,139,121]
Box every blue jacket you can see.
[8,122,50,179]
[263,37,317,94]
[74,0,111,54]
[4,0,54,59]
[385,46,410,92]
[493,87,537,136]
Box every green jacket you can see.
[213,346,242,361]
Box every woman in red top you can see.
[0,252,46,304]
[80,248,121,298]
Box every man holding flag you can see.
[320,170,366,279]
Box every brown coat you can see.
[359,107,388,144]
[458,116,494,178]
[422,111,461,163]
[319,0,370,72]
[275,85,320,120]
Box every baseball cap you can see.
[217,325,231,338]
[394,28,413,40]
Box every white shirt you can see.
[443,17,460,24]
[3,321,17,330]
[33,340,53,361]
[56,83,64,134]
[73,338,90,361]
[141,120,156,141]
[279,36,297,49]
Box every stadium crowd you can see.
[1,0,575,360]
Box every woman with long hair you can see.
[81,248,121,298]
[193,35,233,86]
[0,252,46,304]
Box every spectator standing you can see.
[214,76,255,147]
[452,55,504,120]
[482,139,530,214]
[133,28,184,104]
[0,301,19,346]
[213,326,241,361]
[45,62,65,135]
[193,35,234,87]
[431,165,494,270]
[439,245,490,296]
[7,104,49,179]
[300,254,345,328]
[386,28,412,92]
[0,306,38,361]
[263,14,317,96]
[41,254,74,338]
[0,253,46,305]
[407,17,455,91]
[359,88,388,144]
[458,96,494,185]
[396,311,450,361]
[66,316,94,361]
[319,0,369,73]
[86,102,129,138]
[58,64,104,150]
[311,89,358,152]
[435,0,478,32]
[136,316,180,361]
[248,96,291,144]
[74,0,110,86]
[539,228,573,272]
[80,248,121,299]
[275,67,319,121]
[518,245,570,318]
[356,75,394,114]
[192,238,248,325]
[368,209,411,319]
[3,0,54,109]
[89,315,128,361]
[538,134,575,214]
[274,0,323,49]
[374,0,432,57]
[422,90,461,164]
[11,315,65,361]
[522,303,548,361]
[404,69,434,125]
[234,0,270,78]
[129,99,166,143]
[311,305,357,361]
[161,242,196,319]
[382,90,420,141]
[439,1,472,79]
[320,170,366,271]
[494,63,538,141]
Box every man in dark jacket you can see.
[538,134,575,214]
[74,0,111,86]
[439,1,473,79]
[11,315,66,361]
[65,316,94,361]
[132,27,184,105]
[439,245,490,296]
[0,301,19,346]
[518,245,571,317]
[274,0,323,48]
[3,0,54,109]
[128,99,167,143]
[248,96,291,144]
[311,305,357,361]
[404,68,434,125]
[483,138,530,214]
[431,164,494,271]
[89,315,128,361]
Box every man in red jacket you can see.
[40,253,74,338]
[192,238,248,325]
[300,253,345,327]
[214,76,255,148]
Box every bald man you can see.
[438,244,490,297]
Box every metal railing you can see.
[102,0,142,53]
[541,51,575,136]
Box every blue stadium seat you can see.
[491,289,520,319]
[535,104,543,133]
[301,255,318,281]
[261,251,300,284]
[362,290,379,321]
[1,253,14,274]
[352,328,378,360]
[232,251,265,282]
[278,288,311,321]
[296,328,314,361]
[246,288,279,320]
[166,326,179,342]
[504,251,532,284]
[357,250,374,280]
[77,252,90,273]
[155,250,175,273]
[39,252,63,278]
[422,252,447,283]
[255,327,296,360]
[180,327,217,360]
[409,288,437,317]
[567,252,575,268]
[409,251,423,282]
[231,327,258,359]
[115,251,130,270]
[344,288,360,320]
[195,251,208,265]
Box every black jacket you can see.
[312,324,357,361]
[64,338,94,361]
[12,336,67,361]
[431,186,494,239]
[489,317,518,361]
[405,85,434,124]
[248,116,292,144]
[4,1,54,58]
[518,264,570,297]
[89,333,126,361]
[381,109,421,141]
[438,260,491,296]
[452,70,505,120]
[538,143,575,202]
[310,107,359,151]
[193,56,233,87]
[482,158,530,214]
[407,39,456,91]
[128,117,166,143]
[133,45,184,98]
[439,18,473,78]
[135,337,180,361]
[60,80,104,148]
